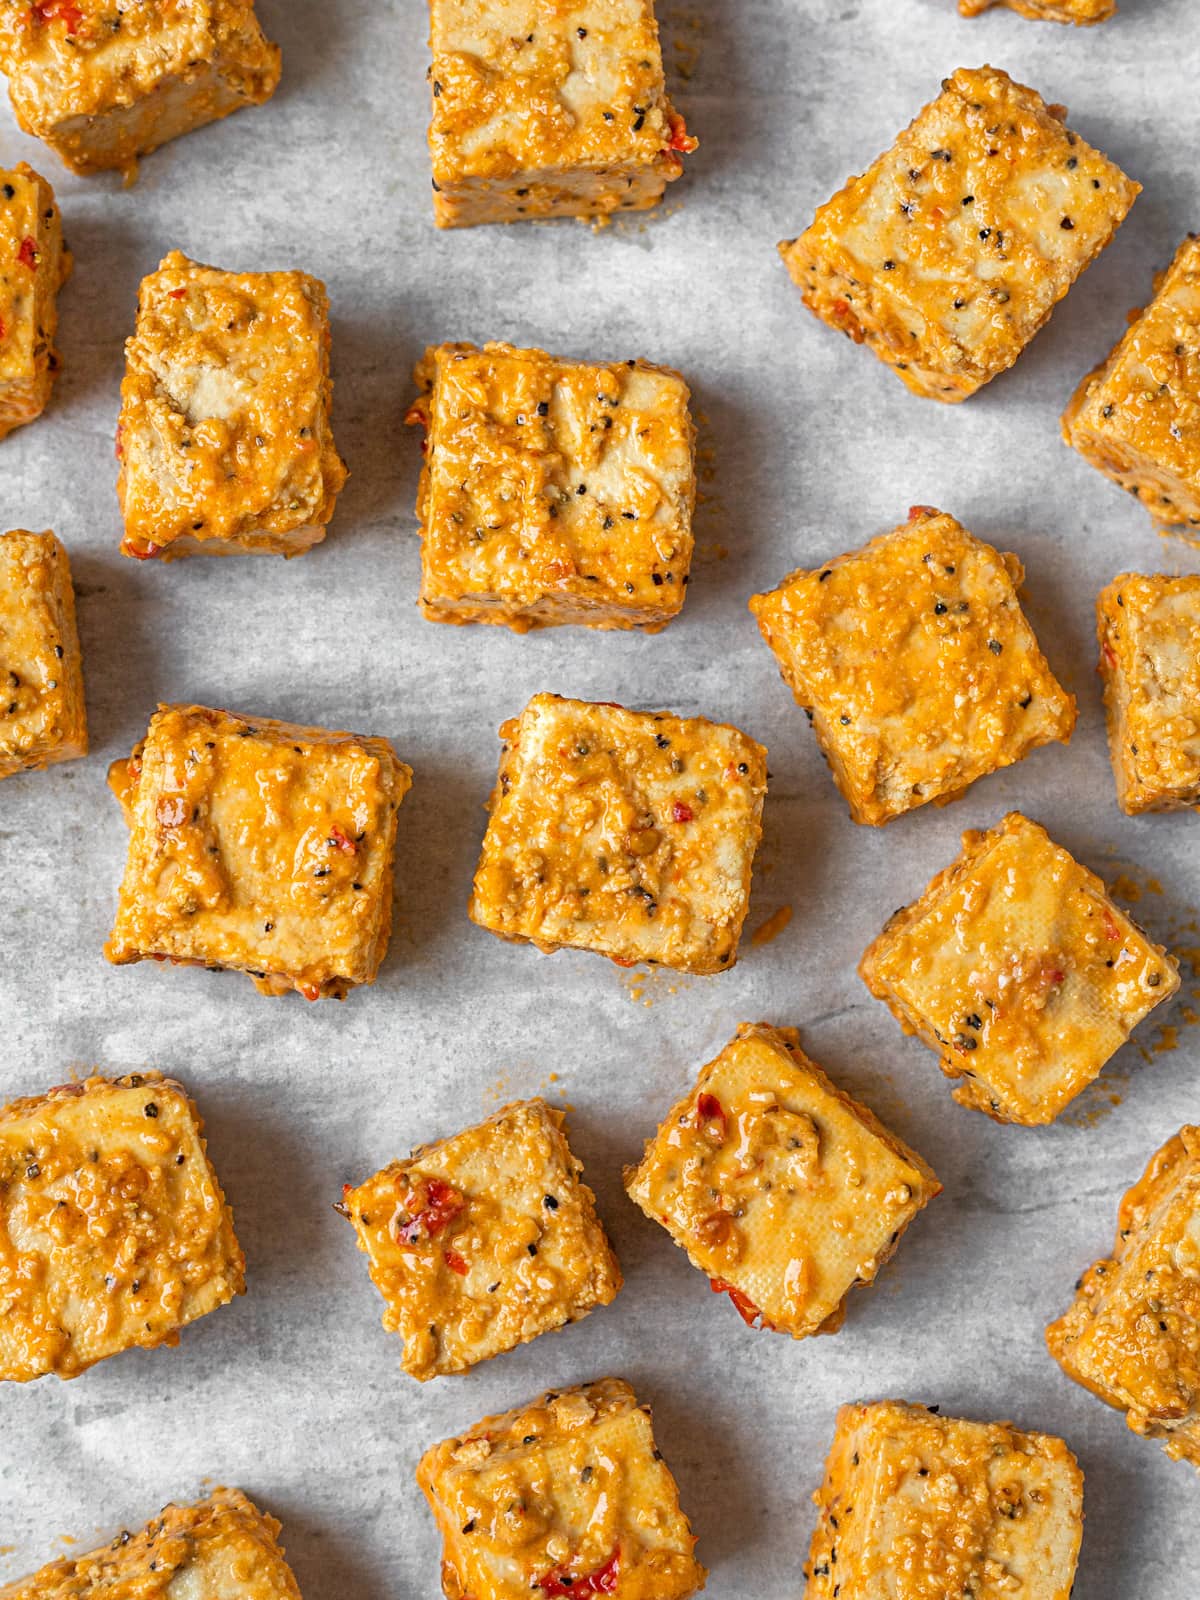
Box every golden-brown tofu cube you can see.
[959,0,1114,19]
[427,0,696,229]
[860,812,1179,1125]
[805,1401,1084,1600]
[748,508,1075,826]
[116,251,347,561]
[470,693,767,975]
[625,1024,940,1338]
[408,342,696,632]
[1047,1125,1200,1470]
[105,703,412,1000]
[341,1099,621,1381]
[0,2,280,180]
[417,1377,705,1600]
[0,529,87,780]
[1063,236,1200,532]
[778,66,1138,401]
[1097,573,1200,813]
[0,1488,302,1598]
[0,1072,243,1383]
[0,164,69,440]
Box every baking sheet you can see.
[2,0,1199,1593]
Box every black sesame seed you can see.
[1060,217,1075,230]
[144,1103,159,1118]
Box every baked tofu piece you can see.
[1047,1126,1200,1469]
[0,164,69,440]
[469,693,767,975]
[0,1072,243,1383]
[408,342,696,632]
[0,2,280,180]
[805,1402,1084,1600]
[105,703,412,1000]
[117,251,347,561]
[778,66,1138,402]
[625,1024,940,1338]
[959,0,1114,19]
[1063,235,1200,532]
[341,1099,621,1381]
[427,0,696,229]
[0,529,87,780]
[417,1378,705,1600]
[860,812,1180,1125]
[748,508,1075,826]
[0,1488,302,1599]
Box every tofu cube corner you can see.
[959,0,1115,20]
[409,342,696,631]
[105,704,412,1000]
[859,812,1179,1125]
[0,528,87,780]
[0,164,70,440]
[749,507,1075,825]
[417,1378,706,1600]
[778,66,1138,401]
[469,693,767,975]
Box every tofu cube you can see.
[748,507,1076,826]
[342,1099,622,1381]
[117,251,347,560]
[469,693,767,975]
[0,529,87,780]
[0,163,69,440]
[0,1072,243,1382]
[427,0,696,229]
[104,703,412,1000]
[417,1378,705,1600]
[0,2,280,179]
[778,66,1138,401]
[959,0,1114,19]
[1097,573,1200,813]
[1047,1125,1200,1470]
[409,342,696,632]
[859,812,1180,1125]
[0,1488,302,1598]
[1063,235,1200,532]
[625,1023,940,1337]
[805,1401,1084,1600]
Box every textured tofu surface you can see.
[749,508,1075,825]
[117,251,347,560]
[105,703,412,1000]
[417,1377,705,1600]
[0,164,69,439]
[409,342,696,631]
[1047,1125,1200,1470]
[959,0,1114,19]
[470,693,767,974]
[0,1072,243,1383]
[779,66,1138,400]
[0,1487,302,1599]
[805,1401,1084,1600]
[427,0,693,227]
[1063,235,1200,531]
[625,1024,940,1338]
[0,529,87,780]
[343,1099,621,1380]
[1097,573,1200,812]
[0,1,280,177]
[860,812,1179,1125]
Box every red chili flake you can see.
[538,1549,620,1596]
[114,426,124,461]
[832,297,851,318]
[168,287,187,300]
[0,318,6,342]
[397,1176,464,1244]
[695,1092,726,1141]
[443,1248,468,1276]
[124,541,162,560]
[17,236,38,271]
[403,402,429,432]
[610,955,638,969]
[1101,640,1117,670]
[300,983,321,1002]
[328,824,357,855]
[665,112,698,154]
[710,1277,772,1330]
[670,800,694,823]
[908,504,939,521]
[1103,911,1121,942]
[33,1,83,31]
[155,795,188,829]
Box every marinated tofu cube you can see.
[959,0,1114,19]
[426,0,696,229]
[0,164,69,440]
[749,507,1075,826]
[859,812,1180,1125]
[778,66,1138,401]
[408,342,696,632]
[805,1401,1084,1600]
[105,703,412,1000]
[0,1072,243,1382]
[0,529,87,780]
[117,251,347,560]
[469,693,767,975]
[625,1023,940,1337]
[417,1377,705,1600]
[0,2,280,179]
